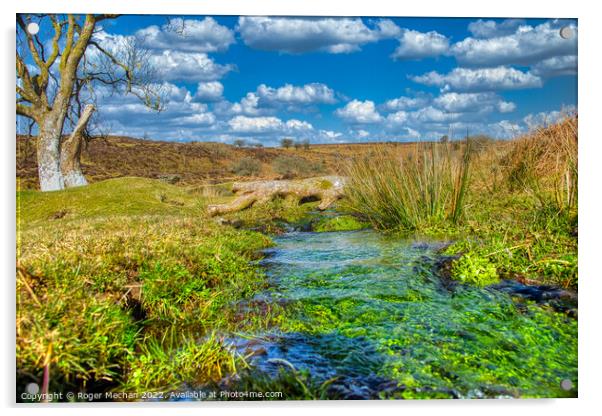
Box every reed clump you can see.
[343,141,471,231]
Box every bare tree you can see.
[16,14,163,191]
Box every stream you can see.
[221,228,578,399]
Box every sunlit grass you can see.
[343,141,471,231]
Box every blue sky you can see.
[20,15,578,145]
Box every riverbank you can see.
[17,177,278,399]
[16,136,578,399]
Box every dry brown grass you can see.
[503,115,578,212]
[16,135,420,190]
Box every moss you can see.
[318,179,333,190]
[313,215,369,233]
[223,195,319,234]
[17,177,207,228]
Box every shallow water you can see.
[228,229,577,399]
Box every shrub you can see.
[230,157,262,176]
[280,138,294,149]
[272,155,323,179]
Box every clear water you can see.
[230,229,577,399]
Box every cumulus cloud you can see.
[406,106,463,124]
[335,100,383,124]
[228,92,264,116]
[467,19,526,38]
[523,106,576,129]
[356,129,370,138]
[487,120,523,138]
[452,21,577,67]
[149,51,235,82]
[135,17,235,53]
[256,83,337,105]
[194,81,224,102]
[93,27,235,84]
[94,82,218,140]
[382,95,430,112]
[391,29,449,60]
[237,16,399,54]
[319,130,345,142]
[411,66,542,92]
[433,92,515,113]
[531,55,577,77]
[228,115,313,134]
[386,110,408,126]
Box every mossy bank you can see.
[17,177,278,399]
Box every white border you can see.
[3,1,601,415]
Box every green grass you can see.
[16,177,276,398]
[17,177,213,227]
[122,332,242,392]
[344,142,471,231]
[313,215,369,233]
[442,193,577,288]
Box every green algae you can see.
[250,229,577,399]
[313,215,370,233]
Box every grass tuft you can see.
[343,142,472,231]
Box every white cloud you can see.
[376,19,403,38]
[229,93,263,116]
[407,106,463,124]
[135,17,235,53]
[229,116,282,133]
[194,81,224,102]
[286,119,314,130]
[228,115,313,134]
[487,120,523,138]
[172,112,216,126]
[356,129,370,138]
[392,29,449,60]
[523,106,576,129]
[94,82,219,141]
[467,19,526,38]
[335,99,383,124]
[237,16,398,54]
[531,55,577,77]
[452,21,577,67]
[319,130,344,142]
[411,66,542,92]
[149,51,234,82]
[497,101,517,113]
[386,110,408,125]
[92,30,235,84]
[257,83,337,105]
[382,95,430,112]
[433,92,515,113]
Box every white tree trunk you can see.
[61,105,94,188]
[37,121,64,192]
